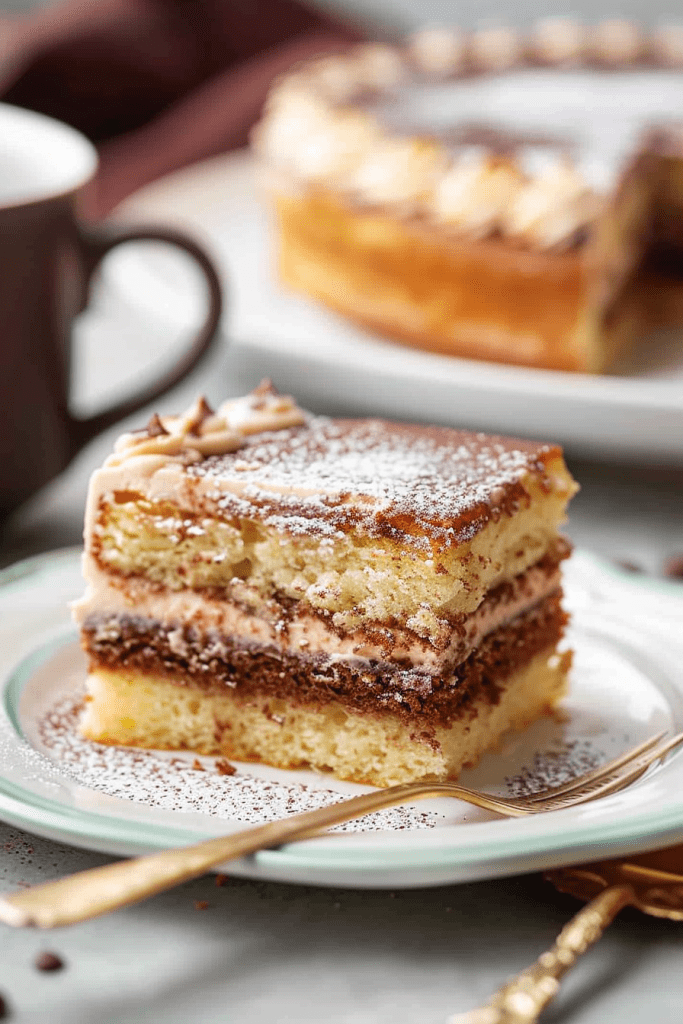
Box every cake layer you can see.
[80,647,570,786]
[81,590,567,730]
[82,411,577,629]
[76,544,566,672]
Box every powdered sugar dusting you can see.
[37,695,438,831]
[188,417,555,549]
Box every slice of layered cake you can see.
[73,383,578,786]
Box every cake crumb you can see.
[192,759,205,771]
[35,952,64,972]
[194,900,210,911]
[663,554,683,580]
[215,874,229,887]
[613,558,643,574]
[215,759,237,776]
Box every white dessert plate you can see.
[2,548,683,889]
[103,149,683,464]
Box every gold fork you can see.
[1,731,681,929]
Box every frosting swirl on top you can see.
[531,18,587,66]
[431,154,523,234]
[346,137,447,207]
[407,27,467,79]
[503,159,603,248]
[106,383,306,466]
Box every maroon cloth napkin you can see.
[0,0,360,217]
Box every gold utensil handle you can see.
[449,883,634,1024]
[0,779,517,929]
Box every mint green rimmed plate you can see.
[1,547,683,889]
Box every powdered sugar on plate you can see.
[34,691,611,832]
[36,693,439,832]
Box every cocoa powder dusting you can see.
[505,740,602,797]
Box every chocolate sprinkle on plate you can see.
[663,554,683,580]
[612,559,643,574]
[35,952,64,972]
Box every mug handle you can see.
[69,223,224,452]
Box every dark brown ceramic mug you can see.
[0,102,223,517]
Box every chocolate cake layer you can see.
[81,591,567,734]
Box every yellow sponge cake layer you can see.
[81,649,570,787]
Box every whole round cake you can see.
[253,21,683,372]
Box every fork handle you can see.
[0,778,525,929]
[449,883,634,1024]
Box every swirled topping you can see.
[287,111,381,184]
[303,54,367,104]
[106,383,305,466]
[352,43,406,91]
[291,46,406,103]
[470,25,522,71]
[532,18,586,65]
[652,24,683,67]
[502,160,602,249]
[592,20,643,65]
[408,27,467,79]
[255,89,334,171]
[218,382,306,435]
[431,155,523,234]
[347,138,447,207]
[254,22,683,250]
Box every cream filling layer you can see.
[75,561,561,672]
